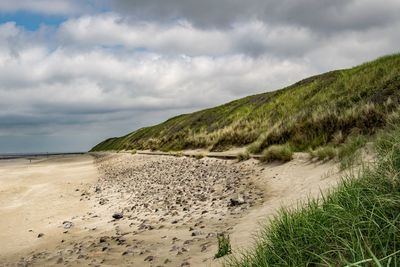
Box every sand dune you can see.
[0,153,340,266]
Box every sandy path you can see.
[229,154,340,253]
[0,152,342,267]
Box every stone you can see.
[99,236,108,243]
[191,230,202,237]
[229,194,245,206]
[144,255,154,262]
[112,212,123,219]
[62,221,73,229]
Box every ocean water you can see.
[0,152,85,160]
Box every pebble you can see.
[112,213,123,219]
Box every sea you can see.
[0,152,86,160]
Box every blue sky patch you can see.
[0,11,66,30]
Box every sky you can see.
[0,0,399,153]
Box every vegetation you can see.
[261,145,293,162]
[91,54,400,153]
[227,125,400,266]
[215,233,232,259]
[237,151,250,161]
[309,145,337,161]
[338,134,368,170]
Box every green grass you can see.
[338,134,368,170]
[91,54,400,153]
[215,233,232,259]
[227,125,400,266]
[261,144,293,162]
[237,151,250,161]
[309,145,337,161]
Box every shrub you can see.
[237,151,250,161]
[338,134,367,169]
[175,151,184,157]
[131,149,137,155]
[261,145,293,162]
[309,146,337,161]
[194,153,206,159]
[247,141,262,154]
[215,233,232,258]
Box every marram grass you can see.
[226,126,400,266]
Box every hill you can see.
[91,54,400,153]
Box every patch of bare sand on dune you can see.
[229,153,341,256]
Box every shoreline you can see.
[0,152,86,160]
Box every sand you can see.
[0,152,341,267]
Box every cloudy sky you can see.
[0,0,399,153]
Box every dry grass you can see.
[261,145,293,162]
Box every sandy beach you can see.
[0,153,340,266]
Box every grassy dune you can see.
[227,125,400,266]
[91,54,400,153]
[90,54,400,265]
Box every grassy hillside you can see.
[91,54,400,152]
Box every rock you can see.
[37,233,44,238]
[99,198,109,205]
[144,255,154,262]
[62,221,73,229]
[229,194,245,206]
[99,236,108,243]
[191,230,202,237]
[112,212,123,219]
[164,258,172,264]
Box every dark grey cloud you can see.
[113,0,400,32]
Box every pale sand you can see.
[0,155,98,264]
[0,153,341,266]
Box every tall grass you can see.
[227,126,400,266]
[261,145,293,162]
[308,145,337,161]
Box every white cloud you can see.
[0,1,399,152]
[58,13,316,57]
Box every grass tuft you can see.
[237,151,250,161]
[261,145,293,162]
[338,134,367,170]
[309,145,337,161]
[215,233,232,259]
